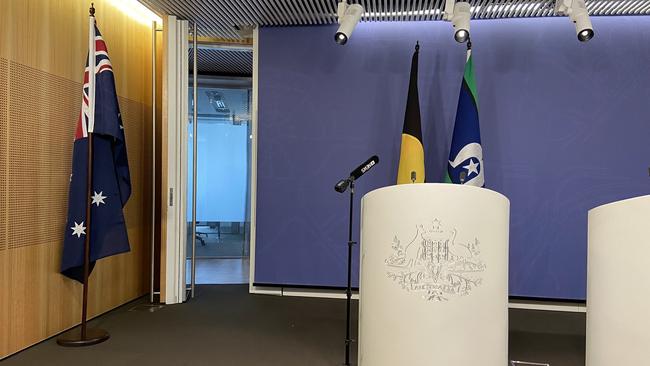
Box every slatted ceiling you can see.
[142,0,650,75]
[616,0,633,13]
[619,0,638,13]
[143,0,650,38]
[629,0,650,13]
[634,0,648,12]
[189,48,253,76]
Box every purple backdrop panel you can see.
[256,16,650,299]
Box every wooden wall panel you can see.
[0,58,9,358]
[0,0,154,358]
[0,59,7,253]
[0,0,150,104]
[0,247,7,357]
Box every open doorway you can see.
[186,78,252,285]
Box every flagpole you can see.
[81,3,96,340]
[57,3,110,347]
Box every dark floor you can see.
[2,285,585,366]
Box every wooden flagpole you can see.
[57,3,110,347]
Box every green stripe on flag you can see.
[464,55,479,109]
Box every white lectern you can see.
[586,195,650,366]
[359,183,509,366]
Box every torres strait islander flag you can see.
[61,17,131,283]
[446,44,484,187]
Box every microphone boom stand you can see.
[334,154,378,365]
[344,179,355,366]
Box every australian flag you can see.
[61,20,131,283]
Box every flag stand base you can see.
[57,327,110,347]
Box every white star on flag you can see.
[91,191,107,206]
[463,159,480,176]
[71,221,86,238]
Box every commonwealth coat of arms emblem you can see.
[385,219,486,301]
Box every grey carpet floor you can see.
[2,285,585,366]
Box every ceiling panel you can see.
[142,0,650,75]
[142,0,650,39]
[189,48,253,76]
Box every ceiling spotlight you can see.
[578,28,594,42]
[335,0,364,45]
[444,0,472,44]
[555,0,594,42]
[455,28,469,43]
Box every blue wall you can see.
[255,16,650,300]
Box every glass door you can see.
[185,24,252,295]
[187,83,252,287]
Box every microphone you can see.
[334,179,351,193]
[410,171,417,183]
[459,171,467,184]
[334,155,380,193]
[349,155,379,181]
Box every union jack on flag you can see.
[61,18,132,283]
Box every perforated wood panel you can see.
[0,58,7,252]
[120,96,145,232]
[7,62,78,250]
[3,62,150,251]
[0,57,8,358]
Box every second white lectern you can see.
[359,183,509,366]
[587,195,650,366]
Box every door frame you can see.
[161,15,189,305]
